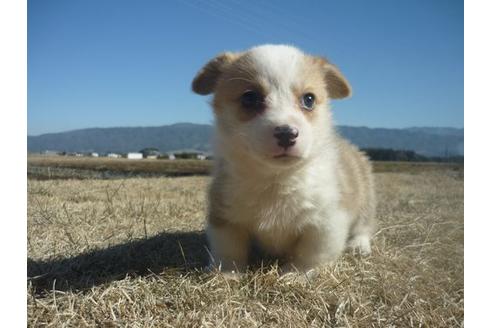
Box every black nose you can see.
[274,125,299,149]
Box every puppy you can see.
[192,45,376,273]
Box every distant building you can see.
[91,152,99,157]
[107,153,121,158]
[66,152,83,157]
[197,154,206,160]
[43,150,60,156]
[140,148,160,159]
[168,153,176,160]
[126,152,143,160]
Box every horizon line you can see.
[27,122,465,137]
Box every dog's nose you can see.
[274,125,299,149]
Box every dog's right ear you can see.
[313,57,352,99]
[192,52,238,95]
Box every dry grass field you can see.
[27,162,463,327]
[27,155,463,179]
[28,155,212,179]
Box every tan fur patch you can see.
[192,52,241,95]
[336,138,376,234]
[290,56,330,121]
[311,56,352,99]
[213,55,269,122]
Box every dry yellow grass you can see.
[27,169,463,327]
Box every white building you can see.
[197,154,206,160]
[168,153,176,160]
[127,152,143,160]
[43,150,60,156]
[91,152,99,157]
[107,153,121,158]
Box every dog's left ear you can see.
[192,52,239,95]
[315,57,352,99]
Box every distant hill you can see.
[28,123,213,154]
[337,126,463,157]
[28,123,463,157]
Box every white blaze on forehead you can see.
[247,44,305,87]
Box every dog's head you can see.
[192,45,351,168]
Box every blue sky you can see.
[28,0,463,136]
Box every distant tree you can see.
[139,147,160,158]
[361,148,462,163]
[362,148,427,162]
[174,152,199,159]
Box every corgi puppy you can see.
[192,45,376,273]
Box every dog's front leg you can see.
[283,210,350,273]
[206,222,249,272]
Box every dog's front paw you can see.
[347,235,372,255]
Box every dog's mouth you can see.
[268,153,304,168]
[273,153,300,160]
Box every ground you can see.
[27,161,463,327]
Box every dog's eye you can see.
[240,90,264,110]
[301,93,316,111]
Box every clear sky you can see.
[27,0,463,136]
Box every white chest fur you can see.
[221,160,341,255]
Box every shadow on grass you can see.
[28,231,209,294]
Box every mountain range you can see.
[27,123,464,157]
